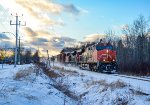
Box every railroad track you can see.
[111,74,150,82]
[80,67,150,82]
[71,66,150,82]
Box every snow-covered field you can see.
[0,63,150,105]
[0,64,77,105]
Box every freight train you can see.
[56,40,118,73]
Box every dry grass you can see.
[52,66,78,76]
[13,67,34,80]
[25,95,38,101]
[134,90,149,96]
[86,80,107,87]
[44,65,81,101]
[0,85,17,99]
[86,79,127,93]
[52,77,80,101]
[113,95,129,105]
[112,91,134,105]
[45,70,61,78]
[60,69,78,76]
[130,88,149,96]
[52,66,65,71]
[109,80,127,91]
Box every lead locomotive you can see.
[56,40,118,73]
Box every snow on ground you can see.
[51,62,150,105]
[0,63,150,105]
[0,64,77,105]
[54,63,150,93]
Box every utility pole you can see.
[18,37,21,65]
[10,13,26,67]
[46,50,51,68]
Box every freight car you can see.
[56,41,118,73]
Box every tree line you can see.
[19,50,40,64]
[111,15,150,75]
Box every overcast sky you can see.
[0,0,149,56]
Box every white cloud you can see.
[84,34,105,42]
[0,0,87,56]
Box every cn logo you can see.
[98,54,107,59]
[98,54,112,59]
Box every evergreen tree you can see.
[24,50,32,64]
[33,50,40,63]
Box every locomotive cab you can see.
[96,44,118,73]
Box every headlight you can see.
[113,59,115,61]
[106,50,108,53]
[103,59,105,61]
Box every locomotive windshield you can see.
[96,45,113,50]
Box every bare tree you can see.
[105,29,116,43]
[120,15,150,75]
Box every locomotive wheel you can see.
[93,65,97,72]
[89,64,93,71]
[89,64,97,72]
[98,63,117,73]
[112,63,118,73]
[98,64,105,73]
